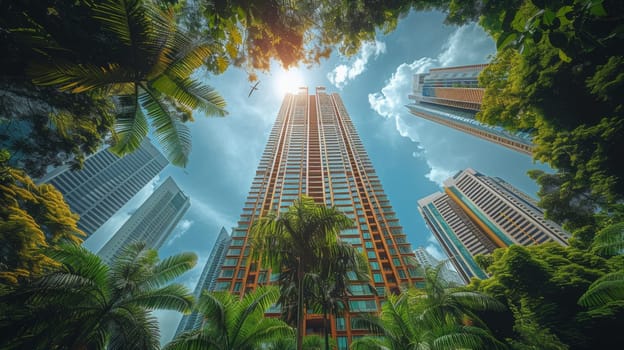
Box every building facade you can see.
[214,87,421,349]
[175,227,231,336]
[39,139,169,237]
[418,168,568,283]
[97,176,190,264]
[413,247,464,286]
[407,64,534,155]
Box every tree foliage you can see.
[350,268,505,350]
[0,153,84,284]
[1,0,227,167]
[0,242,196,350]
[250,196,355,350]
[164,286,294,350]
[472,243,624,349]
[180,0,446,74]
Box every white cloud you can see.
[424,160,456,187]
[425,243,445,260]
[438,23,496,67]
[368,57,435,121]
[165,219,194,247]
[328,40,386,88]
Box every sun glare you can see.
[273,68,305,97]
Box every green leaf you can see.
[542,9,555,25]
[139,85,192,166]
[110,94,149,156]
[497,32,518,49]
[558,49,572,62]
[589,0,607,17]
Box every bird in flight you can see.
[248,81,260,97]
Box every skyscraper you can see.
[407,64,534,155]
[417,168,569,283]
[39,139,169,237]
[175,227,231,336]
[413,247,464,286]
[214,87,421,349]
[97,176,190,264]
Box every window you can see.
[233,282,242,292]
[335,317,346,331]
[219,269,234,278]
[227,248,241,256]
[349,300,377,312]
[337,337,348,350]
[348,284,373,296]
[373,273,383,283]
[370,262,380,270]
[214,282,230,291]
[223,258,238,266]
[367,251,376,259]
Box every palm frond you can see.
[29,61,133,93]
[591,222,624,257]
[108,307,160,350]
[578,271,624,307]
[229,287,281,345]
[450,291,507,312]
[146,252,198,288]
[151,76,227,117]
[109,93,149,156]
[162,36,212,79]
[164,329,223,350]
[139,84,191,166]
[128,284,194,312]
[46,244,109,285]
[195,291,229,335]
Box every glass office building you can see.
[97,177,190,264]
[40,139,168,237]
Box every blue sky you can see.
[83,10,551,343]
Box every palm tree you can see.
[307,240,369,350]
[164,286,293,350]
[249,196,354,350]
[350,290,503,350]
[412,262,506,327]
[25,0,227,166]
[579,222,624,307]
[0,242,196,350]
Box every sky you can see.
[83,10,552,344]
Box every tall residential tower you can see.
[214,88,421,349]
[40,139,169,237]
[407,64,534,155]
[97,177,190,264]
[175,227,231,336]
[418,168,568,283]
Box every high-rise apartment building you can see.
[418,168,569,283]
[413,247,464,285]
[97,177,190,264]
[407,64,534,155]
[39,139,169,237]
[175,227,231,336]
[214,87,421,349]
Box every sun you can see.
[272,67,305,97]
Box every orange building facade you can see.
[214,87,421,349]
